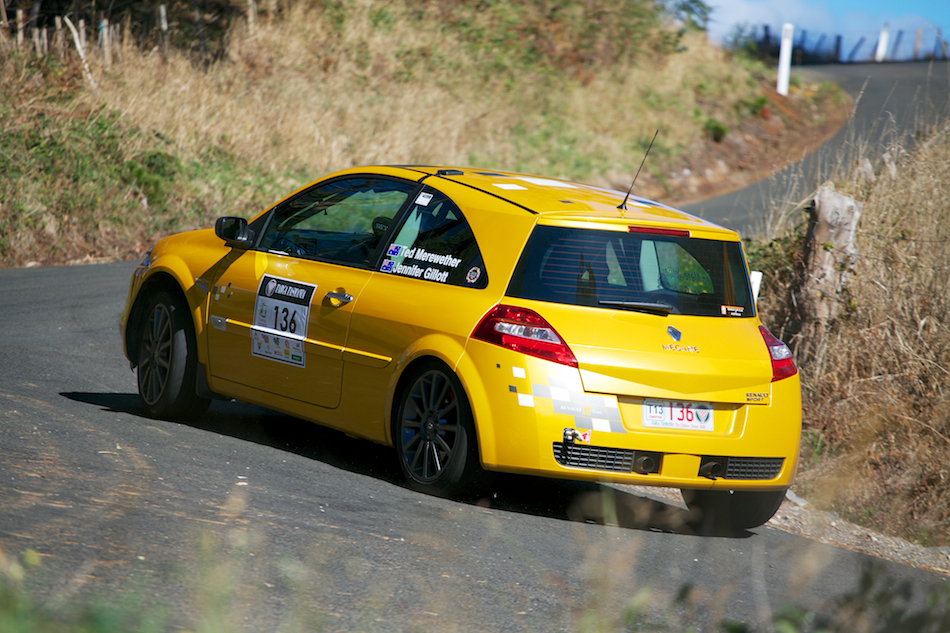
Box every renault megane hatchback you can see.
[120,166,801,530]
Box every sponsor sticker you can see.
[721,305,744,317]
[415,192,434,206]
[466,266,481,284]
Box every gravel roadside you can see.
[621,484,950,577]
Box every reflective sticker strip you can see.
[532,375,625,433]
[517,393,535,408]
[512,366,527,379]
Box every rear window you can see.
[507,226,754,317]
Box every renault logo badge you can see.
[667,326,681,342]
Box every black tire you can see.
[394,361,481,497]
[136,290,211,421]
[682,488,787,532]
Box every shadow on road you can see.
[61,391,753,540]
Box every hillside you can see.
[0,0,847,267]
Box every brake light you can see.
[759,326,797,382]
[629,226,690,237]
[471,305,578,368]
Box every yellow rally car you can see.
[120,166,800,529]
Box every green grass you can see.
[0,54,290,265]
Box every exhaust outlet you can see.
[633,455,656,474]
[699,460,724,479]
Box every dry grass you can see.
[1,0,775,266]
[85,2,760,185]
[753,119,950,545]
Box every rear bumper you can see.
[460,340,801,491]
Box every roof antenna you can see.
[618,129,659,212]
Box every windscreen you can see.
[507,226,754,317]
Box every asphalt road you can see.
[2,63,950,631]
[682,60,950,236]
[0,262,947,632]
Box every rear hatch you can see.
[505,223,773,403]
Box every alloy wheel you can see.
[399,369,462,483]
[138,303,173,406]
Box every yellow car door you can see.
[206,251,374,409]
[206,175,419,409]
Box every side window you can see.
[379,189,489,288]
[258,177,416,266]
[652,241,714,295]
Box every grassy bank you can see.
[749,117,950,546]
[0,0,845,267]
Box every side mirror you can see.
[215,216,251,249]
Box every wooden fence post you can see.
[0,0,7,43]
[110,22,119,63]
[936,28,944,60]
[55,16,63,57]
[777,23,793,96]
[100,17,111,66]
[63,15,96,89]
[159,4,168,58]
[890,29,903,60]
[847,36,864,62]
[834,35,842,62]
[913,27,922,60]
[874,23,888,62]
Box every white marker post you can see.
[777,23,793,97]
[874,23,889,62]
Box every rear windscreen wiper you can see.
[598,300,672,316]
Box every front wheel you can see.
[681,488,787,532]
[394,362,481,497]
[137,290,211,421]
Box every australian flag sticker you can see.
[386,244,403,257]
[380,259,396,273]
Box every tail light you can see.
[471,305,578,368]
[759,326,797,382]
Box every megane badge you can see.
[667,326,681,342]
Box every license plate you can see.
[642,399,714,431]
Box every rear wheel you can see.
[137,291,211,420]
[681,488,787,532]
[394,362,481,496]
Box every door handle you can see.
[325,291,353,305]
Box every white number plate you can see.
[642,400,714,431]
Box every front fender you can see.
[122,229,232,368]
